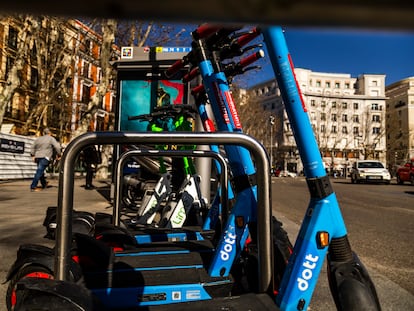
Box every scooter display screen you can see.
[119,79,185,132]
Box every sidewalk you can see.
[0,177,112,308]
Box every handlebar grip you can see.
[191,84,205,96]
[239,50,265,68]
[192,23,223,40]
[237,27,261,47]
[165,59,186,78]
[183,67,200,83]
[128,115,147,121]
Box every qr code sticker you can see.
[172,291,181,301]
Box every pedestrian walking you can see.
[81,145,101,190]
[30,128,61,191]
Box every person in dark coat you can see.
[82,145,100,190]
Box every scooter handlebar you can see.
[165,59,187,78]
[192,23,224,40]
[239,50,265,68]
[236,27,261,47]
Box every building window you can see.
[353,102,359,110]
[353,115,359,123]
[353,127,359,135]
[342,126,348,134]
[310,99,316,107]
[321,101,326,108]
[331,113,337,122]
[5,56,14,80]
[316,80,321,87]
[30,42,37,59]
[345,83,350,89]
[342,114,348,122]
[372,80,378,86]
[335,82,340,88]
[371,103,380,110]
[372,127,381,134]
[331,125,337,133]
[285,122,291,132]
[57,31,64,45]
[372,115,380,122]
[321,124,326,133]
[82,61,90,78]
[30,68,39,89]
[332,101,337,108]
[82,85,91,104]
[342,102,348,109]
[8,26,18,49]
[321,113,326,121]
[325,81,331,88]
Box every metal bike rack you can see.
[55,131,271,293]
[113,148,230,227]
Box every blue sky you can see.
[243,27,414,88]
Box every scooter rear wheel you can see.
[6,265,53,311]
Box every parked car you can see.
[272,167,282,177]
[350,160,391,184]
[279,170,297,178]
[396,158,414,185]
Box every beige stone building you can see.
[385,77,414,173]
[249,68,387,175]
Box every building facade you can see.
[0,16,116,143]
[250,69,387,175]
[385,77,414,172]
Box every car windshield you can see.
[358,162,384,169]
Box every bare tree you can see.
[358,105,386,161]
[114,22,189,47]
[0,15,33,128]
[0,15,78,138]
[232,86,280,162]
[21,17,74,136]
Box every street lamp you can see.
[269,115,275,168]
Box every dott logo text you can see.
[220,231,236,261]
[297,253,319,291]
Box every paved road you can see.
[271,177,414,310]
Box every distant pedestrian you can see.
[30,128,61,192]
[81,145,101,190]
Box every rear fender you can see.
[5,244,82,282]
[6,244,54,282]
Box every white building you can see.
[250,68,387,175]
[385,76,414,172]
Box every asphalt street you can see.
[271,177,414,310]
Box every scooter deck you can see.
[147,293,280,310]
[74,233,233,301]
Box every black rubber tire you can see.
[271,216,293,291]
[6,265,53,311]
[244,216,293,294]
